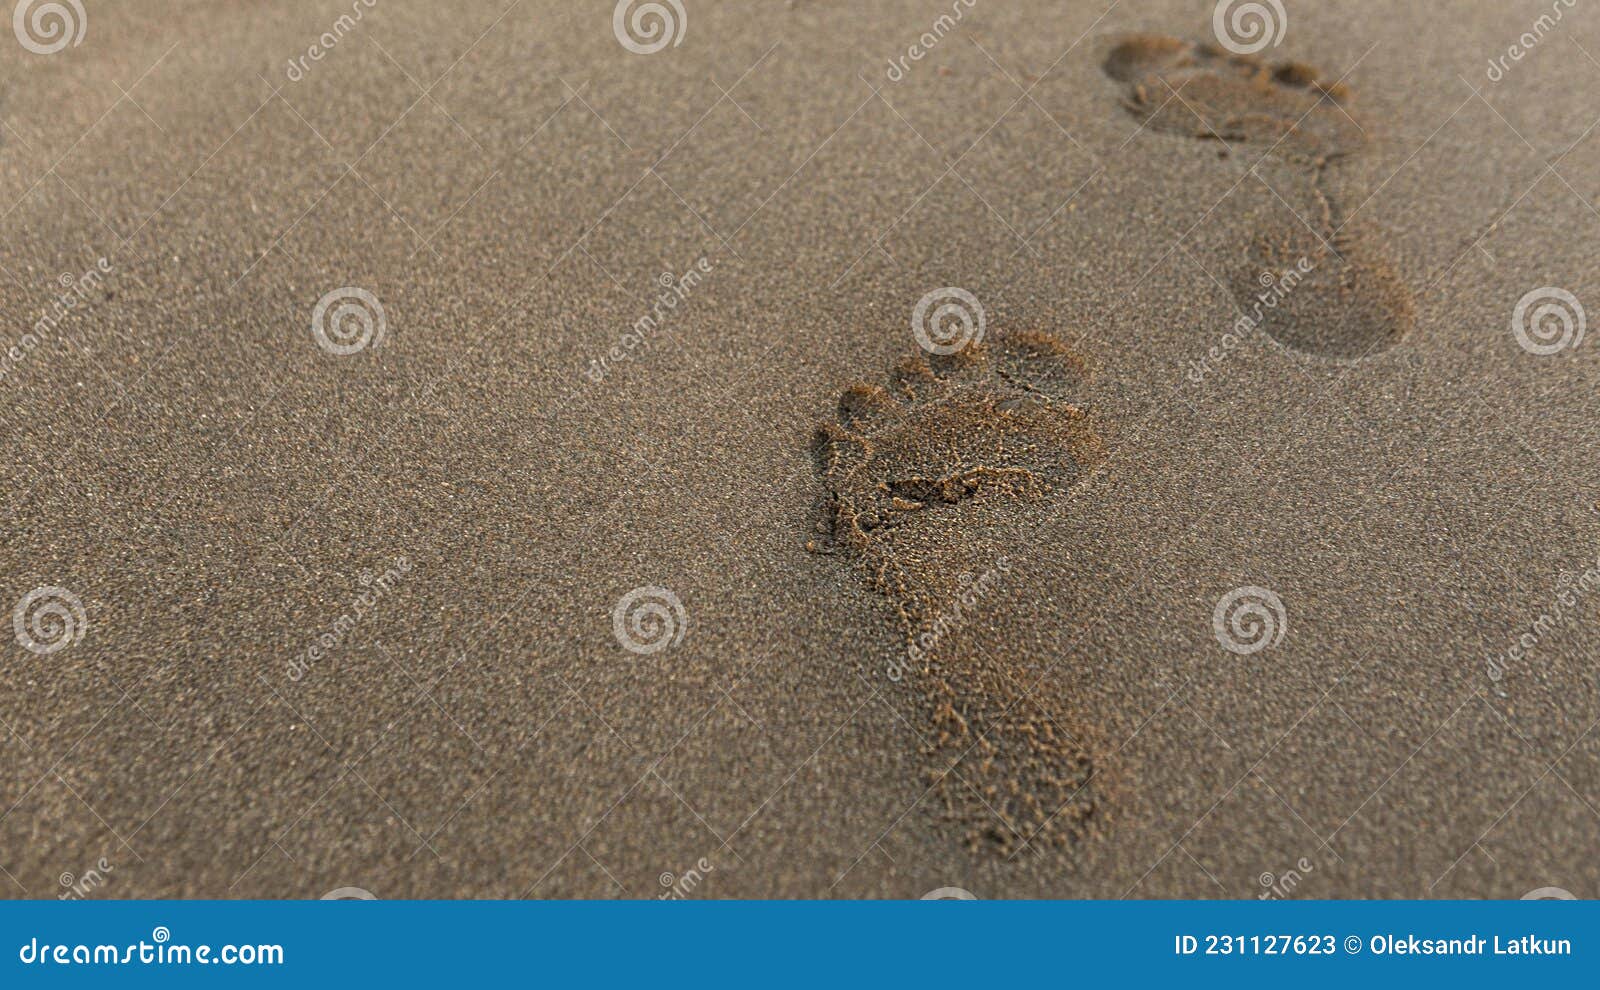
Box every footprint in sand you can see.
[810,331,1105,854]
[1104,34,1414,359]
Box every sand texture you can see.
[2,0,1599,899]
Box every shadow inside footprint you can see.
[1104,34,1414,359]
[1105,35,1359,160]
[811,332,1105,854]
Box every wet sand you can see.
[2,0,1598,899]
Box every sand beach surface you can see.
[2,0,1598,899]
